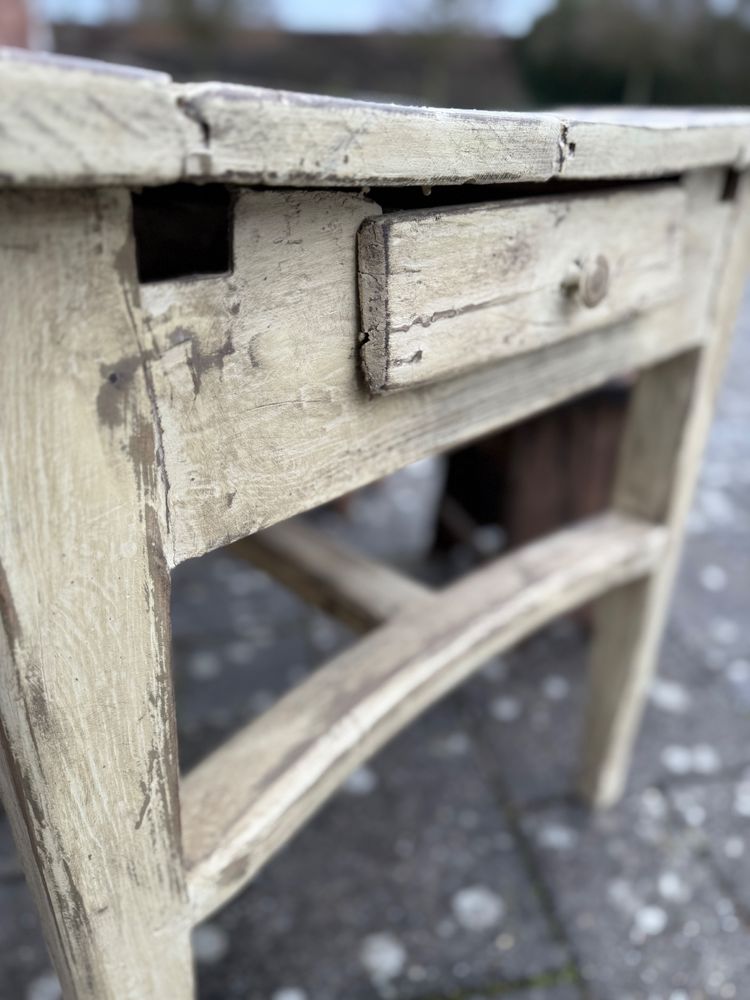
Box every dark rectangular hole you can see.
[721,168,740,203]
[132,183,233,284]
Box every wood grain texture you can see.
[2,49,750,188]
[1,48,748,987]
[0,48,198,186]
[231,520,429,632]
[142,189,706,565]
[565,108,750,179]
[580,169,750,807]
[359,185,685,391]
[182,512,667,922]
[0,189,194,998]
[180,87,750,185]
[176,82,563,186]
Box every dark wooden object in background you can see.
[437,383,631,552]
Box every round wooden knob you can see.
[562,254,610,308]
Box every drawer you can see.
[358,185,686,393]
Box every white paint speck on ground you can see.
[495,932,515,952]
[683,802,707,828]
[649,678,691,714]
[728,659,750,684]
[272,989,308,1000]
[535,823,578,851]
[658,871,691,904]
[490,695,522,722]
[692,744,721,774]
[473,524,504,556]
[710,617,740,646]
[632,905,668,940]
[607,878,641,915]
[698,488,736,528]
[541,675,570,701]
[661,745,693,775]
[26,973,61,1000]
[451,886,505,932]
[188,650,222,681]
[342,765,378,796]
[225,640,256,666]
[359,932,407,983]
[192,923,230,965]
[662,744,721,777]
[725,836,745,859]
[432,731,471,758]
[733,782,750,817]
[700,564,728,592]
[640,787,668,820]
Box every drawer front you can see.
[358,185,686,393]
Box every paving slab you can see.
[470,987,582,1000]
[665,776,750,919]
[522,792,750,1000]
[195,703,570,1000]
[0,879,49,1000]
[457,626,587,807]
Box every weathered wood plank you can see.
[359,186,685,391]
[142,189,706,565]
[231,519,429,632]
[182,512,667,922]
[176,86,750,186]
[0,48,198,186]
[580,169,750,806]
[0,189,194,998]
[177,83,563,186]
[2,50,750,188]
[564,108,750,179]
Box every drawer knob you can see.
[563,254,610,308]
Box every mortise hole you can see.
[132,183,233,284]
[721,168,740,203]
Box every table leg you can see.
[0,188,195,998]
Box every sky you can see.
[38,0,558,36]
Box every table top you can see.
[2,46,750,189]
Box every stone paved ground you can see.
[2,289,749,1000]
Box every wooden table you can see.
[1,47,749,1000]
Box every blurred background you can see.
[5,0,750,109]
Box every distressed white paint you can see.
[0,190,194,997]
[2,50,750,189]
[0,51,748,999]
[182,514,666,921]
[360,186,685,391]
